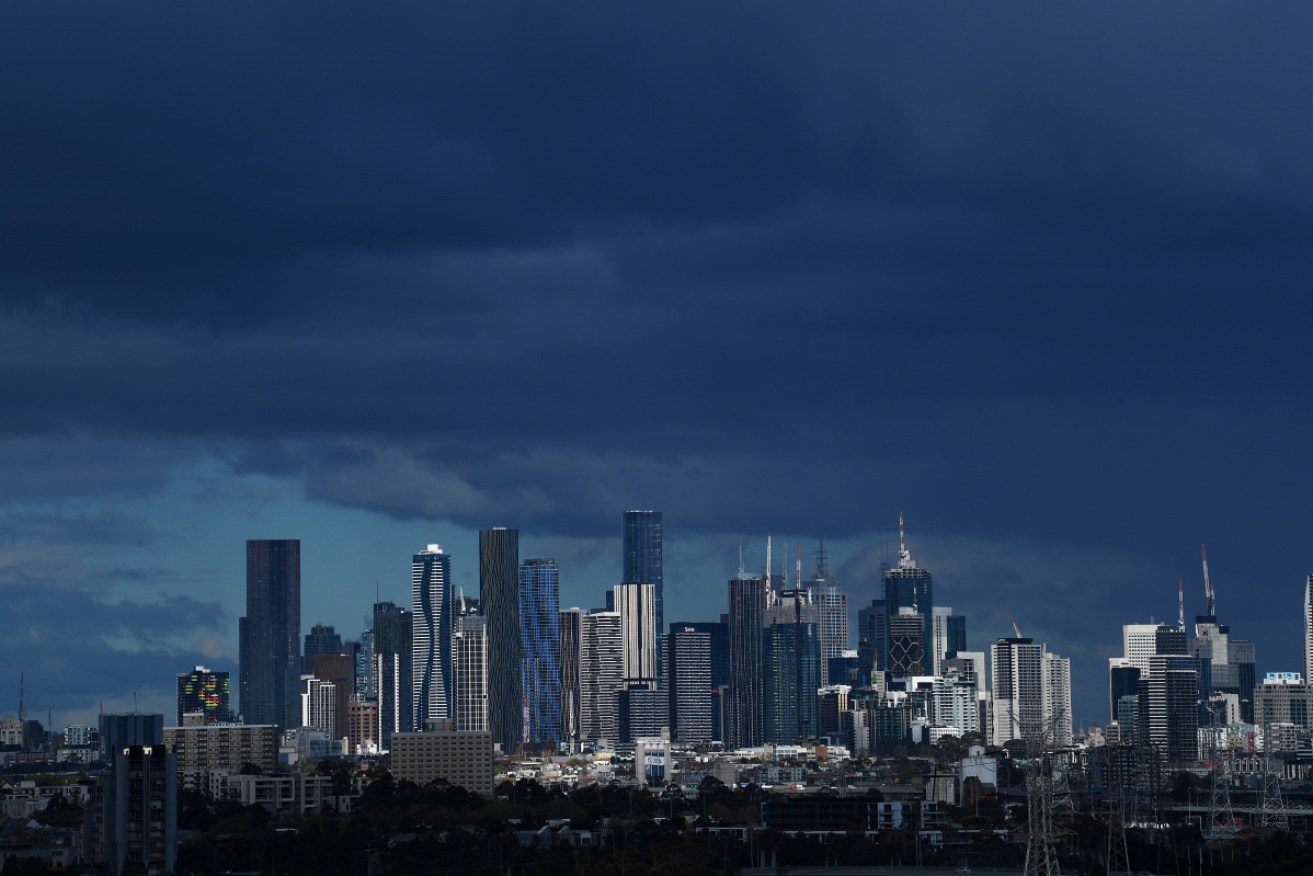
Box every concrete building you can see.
[163,723,278,788]
[102,744,176,875]
[580,611,623,744]
[452,604,489,733]
[614,582,658,688]
[300,675,337,737]
[346,699,379,754]
[390,720,494,795]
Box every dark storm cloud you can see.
[2,0,1313,550]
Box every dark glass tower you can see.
[726,572,766,749]
[623,510,663,639]
[519,558,562,746]
[882,519,932,661]
[373,600,413,747]
[763,591,821,744]
[239,539,301,728]
[666,625,712,744]
[412,544,454,727]
[303,623,342,675]
[480,527,521,753]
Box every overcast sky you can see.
[3,3,1312,730]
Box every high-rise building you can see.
[98,714,163,766]
[452,601,488,733]
[373,600,413,749]
[763,590,821,744]
[930,607,967,676]
[857,599,888,679]
[559,609,585,745]
[519,558,562,746]
[727,572,767,749]
[1108,658,1140,724]
[311,653,354,742]
[239,539,301,728]
[666,625,712,744]
[888,608,927,678]
[1192,615,1256,724]
[1122,623,1163,676]
[412,544,455,727]
[622,510,664,640]
[580,611,623,743]
[614,582,658,688]
[883,516,933,659]
[1305,575,1313,685]
[300,675,337,737]
[1144,654,1200,764]
[805,543,848,686]
[990,637,1044,745]
[175,666,231,725]
[101,744,176,875]
[672,618,729,741]
[303,624,342,675]
[480,527,521,753]
[1043,652,1073,747]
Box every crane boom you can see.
[1011,619,1023,638]
[1201,542,1215,617]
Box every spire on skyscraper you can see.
[898,512,918,569]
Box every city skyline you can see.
[4,6,1313,739]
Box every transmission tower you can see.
[1018,714,1063,876]
[1259,722,1288,829]
[1206,718,1236,838]
[1105,792,1131,876]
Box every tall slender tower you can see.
[614,582,658,687]
[481,527,521,753]
[373,601,413,748]
[882,514,933,659]
[451,598,488,733]
[412,544,454,727]
[726,569,767,749]
[239,539,301,728]
[519,558,562,746]
[1306,575,1313,686]
[622,510,664,640]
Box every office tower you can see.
[98,714,164,764]
[1043,651,1073,746]
[883,515,933,657]
[857,598,888,678]
[930,675,978,732]
[559,609,584,745]
[452,601,488,733]
[666,625,712,744]
[1144,654,1200,763]
[888,608,927,677]
[412,544,455,727]
[614,582,658,687]
[1306,575,1313,685]
[311,653,354,741]
[930,607,967,676]
[1192,613,1256,724]
[828,652,863,687]
[303,624,342,675]
[519,558,562,746]
[580,611,623,743]
[102,744,176,875]
[239,539,301,728]
[1122,623,1163,675]
[1255,673,1313,741]
[727,572,767,749]
[480,527,521,753]
[1108,659,1141,723]
[346,699,379,754]
[622,510,664,639]
[805,543,848,686]
[372,601,413,748]
[300,675,337,736]
[618,688,669,744]
[175,666,231,725]
[763,590,821,743]
[674,617,730,742]
[990,637,1044,744]
[358,628,375,697]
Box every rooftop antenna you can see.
[738,541,745,575]
[897,512,915,568]
[796,543,803,588]
[1178,578,1185,629]
[815,537,829,580]
[1201,542,1215,617]
[765,532,773,588]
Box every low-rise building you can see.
[163,723,277,788]
[390,720,493,795]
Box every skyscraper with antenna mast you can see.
[882,512,933,664]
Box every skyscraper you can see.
[882,516,933,661]
[303,624,342,674]
[519,558,562,746]
[559,609,585,746]
[176,666,231,725]
[763,590,821,744]
[452,598,488,733]
[1043,651,1073,746]
[672,617,729,742]
[888,608,927,678]
[480,527,521,753]
[726,571,767,749]
[666,626,712,744]
[805,542,848,686]
[412,544,454,727]
[990,637,1043,745]
[239,539,301,728]
[1306,575,1313,685]
[614,582,658,687]
[623,510,663,638]
[930,607,967,676]
[580,611,623,743]
[373,600,413,748]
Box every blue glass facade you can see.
[519,558,562,746]
[623,510,663,636]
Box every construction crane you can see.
[1201,542,1216,617]
[1178,578,1185,629]
[1012,619,1024,639]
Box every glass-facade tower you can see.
[481,527,521,752]
[623,510,663,641]
[519,558,562,746]
[412,544,454,727]
[239,539,301,728]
